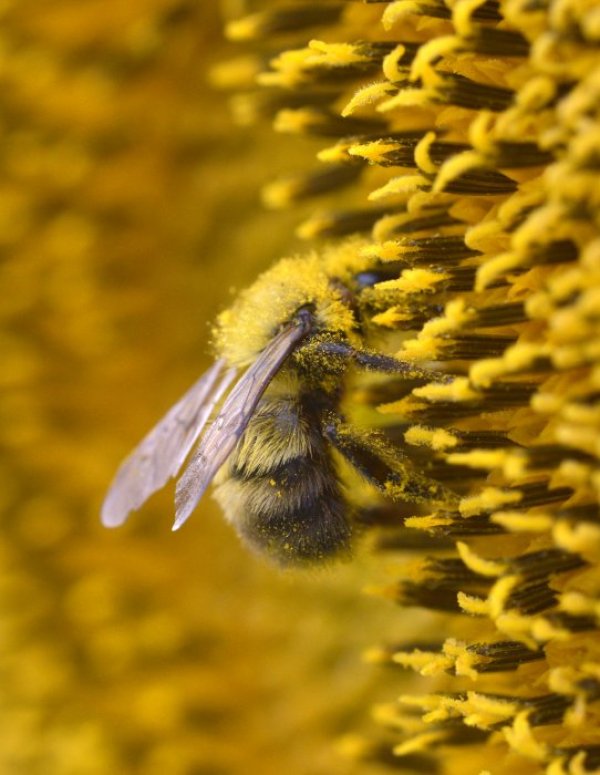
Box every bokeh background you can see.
[0,2,397,773]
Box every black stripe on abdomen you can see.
[214,454,352,566]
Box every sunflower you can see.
[2,0,598,774]
[219,1,600,773]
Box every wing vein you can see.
[173,317,311,530]
[101,359,236,527]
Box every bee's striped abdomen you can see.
[212,392,352,566]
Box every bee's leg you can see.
[322,415,459,506]
[352,349,452,382]
[307,340,453,383]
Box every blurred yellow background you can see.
[0,2,395,773]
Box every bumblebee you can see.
[102,243,455,566]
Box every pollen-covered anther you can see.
[364,238,481,270]
[456,541,507,577]
[392,730,448,756]
[475,251,523,291]
[494,610,595,649]
[381,1,435,31]
[398,692,452,723]
[414,132,439,175]
[555,460,596,493]
[225,4,345,42]
[272,107,387,140]
[554,422,600,458]
[342,82,395,117]
[305,40,373,69]
[316,142,359,165]
[368,174,429,202]
[348,140,395,167]
[209,56,262,90]
[396,336,439,362]
[404,426,459,451]
[433,151,518,196]
[349,139,424,168]
[467,109,509,160]
[459,487,522,518]
[491,510,553,533]
[335,735,381,763]
[413,303,471,341]
[452,0,498,37]
[267,38,403,87]
[553,339,600,371]
[379,267,450,295]
[257,49,317,88]
[559,592,600,621]
[447,449,527,479]
[502,712,548,761]
[442,639,479,680]
[370,702,407,730]
[372,209,461,242]
[411,690,520,730]
[549,670,595,730]
[409,37,463,84]
[547,666,582,697]
[261,164,362,209]
[363,642,422,667]
[531,617,575,644]
[553,520,600,558]
[462,691,519,728]
[469,342,551,389]
[393,644,454,676]
[296,205,388,241]
[360,240,406,262]
[530,390,565,415]
[381,44,412,82]
[513,74,556,112]
[457,591,490,616]
[467,575,519,620]
[370,307,412,329]
[273,108,326,136]
[491,611,540,649]
[403,513,455,532]
[377,87,432,114]
[412,377,479,404]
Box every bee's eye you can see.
[354,269,399,288]
[354,271,383,289]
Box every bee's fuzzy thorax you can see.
[214,243,370,368]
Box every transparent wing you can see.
[101,359,237,528]
[173,316,311,530]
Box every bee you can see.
[102,243,455,566]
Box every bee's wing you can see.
[101,359,237,528]
[173,316,310,530]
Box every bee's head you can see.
[214,249,365,372]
